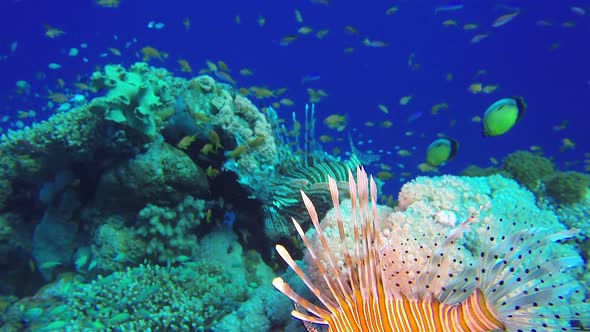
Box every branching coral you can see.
[135,195,206,264]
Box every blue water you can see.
[1,0,588,195]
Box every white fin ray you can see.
[301,190,353,299]
[289,218,342,309]
[272,277,330,320]
[328,176,358,295]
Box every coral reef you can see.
[93,140,208,212]
[1,230,293,331]
[545,171,590,205]
[501,150,555,192]
[136,195,206,264]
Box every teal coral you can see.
[136,195,206,263]
[67,263,244,330]
[90,62,171,138]
[1,230,288,331]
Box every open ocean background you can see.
[1,0,588,197]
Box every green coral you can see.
[67,262,246,330]
[502,150,555,191]
[545,171,590,205]
[90,63,160,138]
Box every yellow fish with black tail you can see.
[425,137,458,167]
[483,96,526,136]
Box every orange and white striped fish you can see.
[273,167,589,331]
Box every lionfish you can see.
[273,167,589,331]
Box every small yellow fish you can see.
[319,135,333,143]
[324,114,347,131]
[307,88,328,103]
[470,34,489,44]
[385,6,399,15]
[141,46,163,62]
[345,25,359,35]
[297,26,313,35]
[363,38,388,47]
[74,82,90,90]
[279,34,298,46]
[176,134,197,150]
[215,71,236,84]
[492,11,519,28]
[17,110,34,119]
[275,87,288,96]
[48,92,68,103]
[206,166,220,178]
[208,129,222,150]
[536,20,553,27]
[471,116,482,123]
[229,144,249,159]
[377,104,389,114]
[463,23,478,30]
[96,0,120,7]
[108,47,121,56]
[442,19,457,27]
[234,14,241,24]
[560,138,575,152]
[399,95,412,105]
[418,162,439,173]
[217,60,230,72]
[379,164,392,171]
[397,149,412,157]
[251,86,274,99]
[294,9,303,23]
[183,17,191,31]
[240,68,254,76]
[201,143,214,155]
[552,120,569,131]
[379,120,393,128]
[315,29,329,39]
[177,59,192,73]
[44,25,65,38]
[376,171,394,181]
[205,60,218,72]
[279,98,295,106]
[431,102,449,115]
[482,85,498,94]
[364,121,375,127]
[468,83,483,94]
[257,15,266,27]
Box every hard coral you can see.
[545,171,590,205]
[502,150,555,191]
[93,141,208,212]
